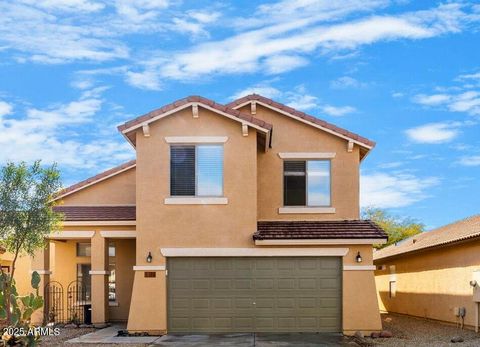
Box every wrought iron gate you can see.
[44,281,64,324]
[67,280,88,324]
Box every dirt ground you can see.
[367,313,480,346]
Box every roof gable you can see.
[227,94,375,153]
[118,96,272,147]
[54,160,136,201]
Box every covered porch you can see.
[31,206,136,327]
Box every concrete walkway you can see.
[66,326,355,346]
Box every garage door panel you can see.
[168,257,341,333]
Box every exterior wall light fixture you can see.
[146,252,153,263]
[355,252,362,263]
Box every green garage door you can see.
[167,257,342,333]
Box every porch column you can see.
[90,232,109,326]
[30,242,51,325]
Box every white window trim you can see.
[278,207,336,214]
[161,247,349,257]
[165,136,228,143]
[278,152,336,159]
[343,265,376,271]
[164,197,228,205]
[100,230,137,238]
[89,270,110,275]
[133,265,166,271]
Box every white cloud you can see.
[330,76,366,89]
[125,70,162,91]
[361,172,439,208]
[413,93,451,106]
[405,122,460,144]
[231,85,282,100]
[19,0,105,12]
[0,101,13,117]
[0,90,133,168]
[128,2,474,84]
[458,155,480,167]
[321,104,356,116]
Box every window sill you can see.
[109,301,119,307]
[278,207,336,214]
[164,197,228,205]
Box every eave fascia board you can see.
[120,102,270,139]
[231,100,372,150]
[255,238,387,246]
[61,220,136,226]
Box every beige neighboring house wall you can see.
[0,251,32,296]
[374,215,480,329]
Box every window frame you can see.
[76,242,91,257]
[283,159,332,208]
[170,144,224,198]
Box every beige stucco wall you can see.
[374,241,480,328]
[60,167,136,206]
[238,104,360,221]
[127,105,379,334]
[0,252,32,296]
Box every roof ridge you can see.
[226,94,375,148]
[117,95,273,134]
[54,159,136,200]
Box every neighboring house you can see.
[374,215,480,330]
[0,247,32,296]
[30,94,387,335]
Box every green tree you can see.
[0,161,63,324]
[362,207,424,249]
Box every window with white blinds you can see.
[170,145,223,197]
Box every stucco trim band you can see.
[255,239,387,245]
[278,152,336,159]
[133,265,166,271]
[89,270,111,275]
[161,248,349,257]
[49,230,95,239]
[30,270,52,275]
[165,136,228,143]
[62,221,136,226]
[278,207,336,214]
[100,230,137,238]
[343,265,376,271]
[164,197,228,205]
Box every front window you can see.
[76,242,91,257]
[170,145,223,196]
[283,160,331,206]
[76,263,91,301]
[108,242,116,302]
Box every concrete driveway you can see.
[154,333,356,346]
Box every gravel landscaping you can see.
[39,327,95,346]
[365,313,480,346]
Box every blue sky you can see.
[1,0,480,229]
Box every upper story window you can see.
[76,242,91,257]
[283,160,331,207]
[170,145,224,197]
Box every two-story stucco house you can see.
[30,94,387,335]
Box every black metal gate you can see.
[44,281,64,324]
[67,280,88,324]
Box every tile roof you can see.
[54,205,136,221]
[254,220,387,240]
[54,160,136,200]
[374,215,480,261]
[117,96,273,146]
[227,94,375,149]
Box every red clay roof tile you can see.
[54,205,135,221]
